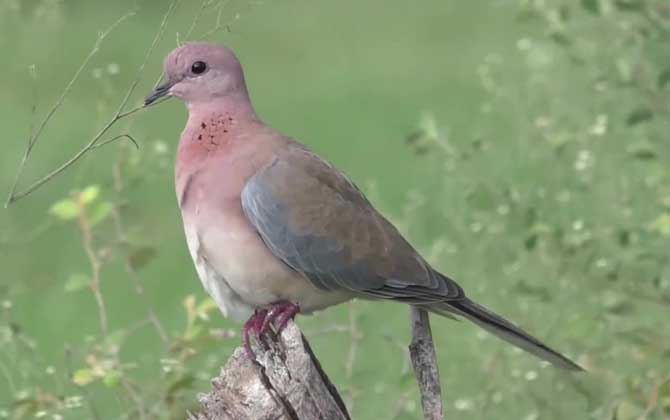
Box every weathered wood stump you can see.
[192,310,444,419]
[191,320,351,420]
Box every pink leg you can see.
[242,308,267,358]
[242,302,300,359]
[274,303,300,331]
[259,301,300,334]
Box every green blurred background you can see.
[1,0,669,418]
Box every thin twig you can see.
[110,150,169,345]
[409,307,443,420]
[183,0,214,42]
[4,11,135,207]
[5,1,179,206]
[76,193,108,337]
[199,0,233,40]
[91,134,139,150]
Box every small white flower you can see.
[575,150,594,171]
[516,38,532,51]
[106,63,120,75]
[492,392,503,404]
[525,370,538,381]
[404,400,416,412]
[153,140,168,154]
[454,398,474,411]
[64,395,84,409]
[589,114,608,136]
[534,116,551,128]
[524,412,539,420]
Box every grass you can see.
[1,0,669,419]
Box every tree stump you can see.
[191,320,351,420]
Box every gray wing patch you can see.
[241,169,383,292]
[241,155,464,301]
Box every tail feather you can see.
[428,298,583,371]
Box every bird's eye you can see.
[191,61,207,75]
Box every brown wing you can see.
[241,144,463,302]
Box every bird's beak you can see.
[144,79,175,106]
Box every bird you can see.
[144,42,582,371]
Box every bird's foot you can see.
[259,300,300,334]
[241,301,300,359]
[242,308,268,358]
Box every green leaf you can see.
[127,247,157,271]
[650,213,670,236]
[524,234,538,251]
[196,297,217,321]
[89,202,113,226]
[616,58,633,83]
[626,107,653,126]
[72,368,95,386]
[550,32,572,46]
[581,0,600,14]
[64,274,89,292]
[613,0,645,12]
[186,324,203,340]
[102,370,121,387]
[615,400,643,419]
[49,199,79,220]
[514,280,551,302]
[658,69,670,89]
[165,374,196,401]
[104,330,127,349]
[79,185,100,204]
[626,140,656,160]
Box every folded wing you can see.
[240,145,463,302]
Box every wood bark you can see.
[192,310,444,420]
[191,320,350,420]
[409,307,444,420]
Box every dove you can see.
[144,42,582,370]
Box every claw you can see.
[259,305,283,334]
[242,308,267,358]
[241,301,300,358]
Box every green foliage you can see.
[1,0,670,419]
[48,198,79,220]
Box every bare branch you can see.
[5,11,135,207]
[193,320,351,420]
[5,1,179,207]
[183,0,214,42]
[199,0,233,40]
[409,307,444,420]
[91,134,139,150]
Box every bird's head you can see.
[144,42,248,107]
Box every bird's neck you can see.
[175,94,262,204]
[185,91,258,121]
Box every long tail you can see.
[428,298,583,371]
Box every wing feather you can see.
[241,145,463,301]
